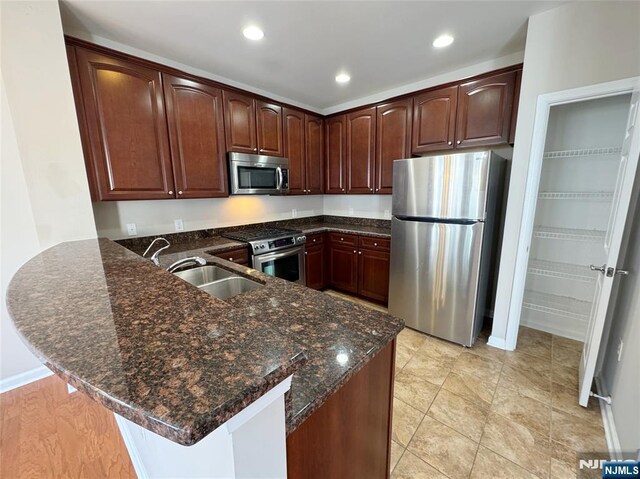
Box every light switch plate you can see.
[174,219,184,232]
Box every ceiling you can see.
[60,1,562,112]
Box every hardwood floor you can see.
[0,374,135,478]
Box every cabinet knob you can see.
[342,188,345,192]
[340,237,344,241]
[374,242,378,246]
[448,141,452,146]
[229,257,233,261]
[168,190,173,195]
[178,191,183,195]
[313,239,316,242]
[304,251,308,255]
[456,140,461,145]
[369,188,373,192]
[358,251,362,255]
[353,250,357,254]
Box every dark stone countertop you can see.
[7,237,403,446]
[299,222,391,238]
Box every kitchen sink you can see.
[198,277,263,300]
[173,265,235,287]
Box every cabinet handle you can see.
[456,140,461,145]
[178,191,183,195]
[168,190,173,195]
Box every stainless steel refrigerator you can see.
[388,151,505,346]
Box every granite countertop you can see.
[299,222,391,238]
[7,237,403,446]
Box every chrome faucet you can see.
[166,256,207,273]
[143,237,171,266]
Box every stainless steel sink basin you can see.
[198,277,263,300]
[173,265,235,287]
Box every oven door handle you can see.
[276,166,283,191]
[255,245,304,263]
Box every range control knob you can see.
[296,235,307,242]
[260,244,266,249]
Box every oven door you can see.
[252,246,305,284]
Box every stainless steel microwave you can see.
[228,152,289,195]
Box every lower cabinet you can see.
[328,242,359,294]
[358,248,391,304]
[210,247,249,266]
[287,340,395,479]
[304,234,326,290]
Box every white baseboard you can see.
[595,375,622,459]
[487,335,509,350]
[0,365,52,394]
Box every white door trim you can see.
[504,76,640,351]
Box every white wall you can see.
[0,0,97,384]
[491,1,640,348]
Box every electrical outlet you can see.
[126,223,137,236]
[174,219,184,232]
[617,338,624,362]
[292,208,298,218]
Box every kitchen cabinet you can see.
[325,115,347,194]
[287,340,395,479]
[284,108,306,194]
[211,247,250,266]
[346,107,376,194]
[456,70,516,149]
[376,99,412,194]
[305,114,324,194]
[223,90,258,154]
[163,74,228,198]
[509,68,522,145]
[256,100,284,156]
[304,233,326,290]
[73,48,175,201]
[411,85,458,154]
[328,233,390,304]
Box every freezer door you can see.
[388,216,484,346]
[392,151,491,220]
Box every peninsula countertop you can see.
[7,238,403,446]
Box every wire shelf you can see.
[543,147,622,159]
[522,290,591,321]
[537,191,614,201]
[527,259,596,283]
[533,226,606,242]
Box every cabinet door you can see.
[376,99,412,194]
[305,243,326,290]
[163,74,228,198]
[223,90,257,154]
[509,69,522,145]
[456,71,516,149]
[75,48,175,200]
[257,100,284,156]
[358,248,390,304]
[328,244,358,293]
[284,108,306,194]
[347,107,376,194]
[325,115,347,194]
[305,114,324,195]
[411,85,458,154]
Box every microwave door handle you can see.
[276,166,283,191]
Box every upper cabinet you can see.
[325,115,347,194]
[509,69,523,145]
[256,100,284,156]
[73,48,175,201]
[305,114,324,195]
[377,99,412,194]
[455,71,516,149]
[412,85,458,154]
[346,107,376,194]
[223,91,258,154]
[284,107,306,194]
[163,74,228,198]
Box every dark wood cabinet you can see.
[328,234,359,294]
[74,48,175,201]
[210,247,249,266]
[509,69,522,145]
[325,115,347,194]
[456,71,516,149]
[376,99,412,194]
[346,107,376,194]
[358,241,391,303]
[284,108,306,194]
[305,234,326,290]
[287,340,395,479]
[412,85,458,154]
[305,114,324,195]
[163,74,228,198]
[256,100,284,156]
[223,90,257,154]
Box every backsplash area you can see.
[93,195,393,240]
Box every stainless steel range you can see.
[223,228,306,284]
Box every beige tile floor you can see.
[324,290,607,479]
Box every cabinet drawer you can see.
[358,236,390,252]
[328,232,358,247]
[211,247,249,265]
[306,233,325,246]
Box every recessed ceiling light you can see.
[433,34,454,48]
[335,73,351,84]
[243,25,264,41]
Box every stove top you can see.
[223,227,302,242]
